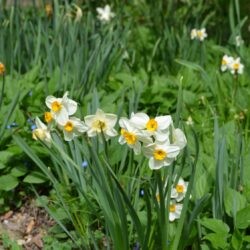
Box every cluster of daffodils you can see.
[156,177,188,222]
[221,55,244,75]
[169,177,188,221]
[96,5,115,23]
[119,113,186,170]
[32,92,186,170]
[190,28,207,41]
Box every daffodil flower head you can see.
[171,177,188,202]
[169,202,183,222]
[32,117,51,145]
[130,112,172,142]
[229,57,244,75]
[96,4,115,22]
[119,117,152,155]
[191,28,207,41]
[59,117,88,141]
[84,109,117,140]
[143,142,181,170]
[221,55,233,72]
[45,92,77,125]
[0,62,5,75]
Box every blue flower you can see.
[31,124,37,131]
[81,160,88,168]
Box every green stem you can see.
[0,74,5,109]
[156,170,168,250]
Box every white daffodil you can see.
[45,92,77,125]
[229,57,244,75]
[32,117,51,145]
[84,109,117,140]
[196,28,207,41]
[143,142,180,170]
[119,117,152,155]
[221,55,233,72]
[130,112,172,142]
[59,117,88,141]
[191,28,207,41]
[96,5,115,22]
[171,177,188,202]
[169,202,183,222]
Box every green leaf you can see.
[0,151,14,164]
[199,218,229,235]
[10,166,28,177]
[235,205,250,229]
[224,187,246,217]
[231,230,243,250]
[203,233,229,249]
[0,175,19,191]
[23,171,48,184]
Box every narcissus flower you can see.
[59,117,88,141]
[119,117,152,155]
[130,112,172,142]
[191,28,207,41]
[171,177,188,202]
[84,109,117,140]
[229,57,244,75]
[221,55,233,72]
[32,117,51,145]
[0,62,5,75]
[143,142,181,170]
[169,202,183,222]
[96,5,115,22]
[45,92,77,125]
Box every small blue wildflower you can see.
[81,160,88,168]
[29,91,33,96]
[31,124,37,131]
[139,189,144,197]
[6,125,11,129]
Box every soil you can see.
[0,199,54,249]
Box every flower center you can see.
[44,112,53,123]
[169,204,176,213]
[153,149,167,160]
[221,59,227,65]
[93,120,106,132]
[64,121,74,132]
[176,184,184,193]
[123,131,137,145]
[197,31,202,38]
[51,101,62,112]
[146,119,158,131]
[233,63,239,70]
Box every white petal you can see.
[130,112,149,129]
[155,115,172,130]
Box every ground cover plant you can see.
[0,0,250,249]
